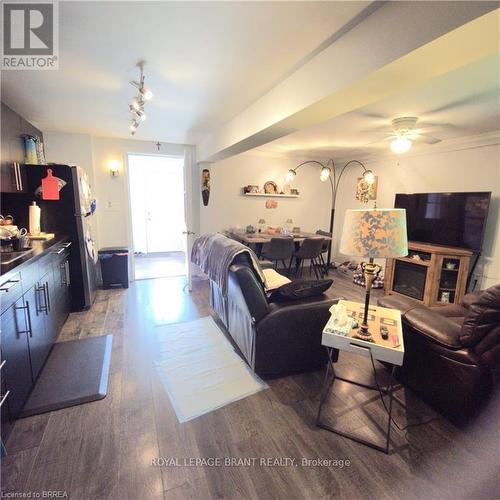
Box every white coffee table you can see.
[316,300,405,454]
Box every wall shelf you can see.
[243,193,300,198]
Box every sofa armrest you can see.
[260,259,275,270]
[404,307,463,349]
[257,295,339,337]
[254,296,340,377]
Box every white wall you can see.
[44,131,95,185]
[332,141,500,289]
[43,132,193,252]
[199,152,331,236]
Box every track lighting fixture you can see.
[128,62,153,135]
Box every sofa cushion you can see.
[262,268,291,291]
[377,294,421,315]
[460,284,500,347]
[269,278,332,302]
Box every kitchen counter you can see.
[1,235,70,279]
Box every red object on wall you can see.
[42,168,60,200]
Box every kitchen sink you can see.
[1,249,33,265]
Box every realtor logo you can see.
[2,1,59,69]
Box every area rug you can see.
[155,316,267,422]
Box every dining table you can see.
[227,230,332,259]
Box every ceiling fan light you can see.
[319,166,331,182]
[285,169,296,183]
[390,136,412,154]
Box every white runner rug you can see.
[155,316,267,423]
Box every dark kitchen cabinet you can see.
[52,250,71,333]
[0,298,34,420]
[1,103,26,193]
[1,358,13,443]
[0,241,72,446]
[23,282,50,381]
[1,102,41,194]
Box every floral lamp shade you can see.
[339,208,408,258]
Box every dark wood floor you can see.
[2,271,498,499]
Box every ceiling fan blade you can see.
[426,90,499,114]
[417,134,442,144]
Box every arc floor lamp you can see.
[285,159,376,271]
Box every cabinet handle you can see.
[45,281,51,312]
[61,242,72,248]
[0,279,21,292]
[54,247,65,255]
[17,163,23,191]
[65,261,71,286]
[13,162,20,190]
[15,302,33,337]
[0,360,5,371]
[36,283,47,313]
[60,262,66,285]
[0,390,10,408]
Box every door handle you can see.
[182,231,196,235]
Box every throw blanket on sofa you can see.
[191,233,266,296]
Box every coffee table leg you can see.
[316,348,335,425]
[384,365,397,453]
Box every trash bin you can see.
[98,247,129,289]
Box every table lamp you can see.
[339,208,408,342]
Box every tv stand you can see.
[384,242,473,307]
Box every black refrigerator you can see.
[3,164,98,310]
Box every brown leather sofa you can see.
[378,284,500,422]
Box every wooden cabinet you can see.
[385,242,473,307]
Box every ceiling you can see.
[1,1,370,144]
[254,54,500,161]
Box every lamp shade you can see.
[339,208,408,258]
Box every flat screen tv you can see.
[394,192,491,253]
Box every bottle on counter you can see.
[29,201,41,236]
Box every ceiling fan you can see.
[385,116,442,154]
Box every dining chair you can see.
[316,230,332,277]
[288,238,324,279]
[261,237,295,271]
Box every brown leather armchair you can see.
[378,285,500,422]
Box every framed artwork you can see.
[201,169,210,206]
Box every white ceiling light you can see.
[128,61,152,135]
[390,136,412,154]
